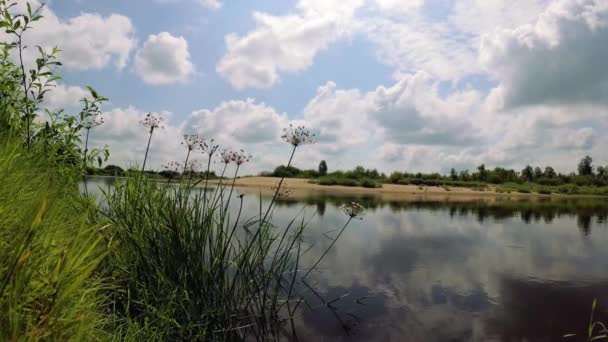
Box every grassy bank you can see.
[0,2,361,339]
[0,142,107,340]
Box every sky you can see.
[13,0,608,175]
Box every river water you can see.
[86,177,608,341]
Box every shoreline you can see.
[207,177,608,202]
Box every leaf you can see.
[12,19,20,30]
[26,3,32,16]
[86,86,99,99]
[32,196,48,227]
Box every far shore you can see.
[207,177,608,202]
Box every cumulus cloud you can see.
[184,99,289,145]
[481,0,608,109]
[6,1,136,71]
[156,0,223,10]
[216,0,364,89]
[135,32,194,85]
[43,84,89,111]
[200,0,222,9]
[88,107,184,169]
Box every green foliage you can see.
[318,159,328,176]
[0,141,107,341]
[578,155,593,176]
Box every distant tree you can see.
[597,166,608,179]
[459,170,471,181]
[543,166,556,178]
[578,156,594,176]
[450,168,457,181]
[104,164,124,176]
[318,160,328,176]
[521,165,534,182]
[477,164,487,181]
[534,167,543,179]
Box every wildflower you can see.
[233,149,252,166]
[341,202,365,219]
[281,124,316,147]
[82,114,104,129]
[140,112,164,132]
[220,148,234,164]
[162,160,183,173]
[185,159,201,173]
[182,134,203,151]
[200,139,220,157]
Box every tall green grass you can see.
[0,141,107,341]
[100,142,351,340]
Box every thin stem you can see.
[302,217,353,280]
[141,128,154,174]
[182,148,192,177]
[17,35,30,149]
[223,165,240,215]
[202,155,213,215]
[137,128,154,192]
[260,145,297,226]
[83,128,90,196]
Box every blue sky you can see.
[20,0,608,173]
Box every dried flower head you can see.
[271,182,293,200]
[162,160,183,173]
[341,202,365,219]
[82,114,104,130]
[140,113,164,131]
[281,124,316,147]
[233,149,252,166]
[182,134,203,151]
[200,139,220,157]
[185,159,201,173]
[220,148,235,164]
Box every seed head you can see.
[162,160,183,173]
[182,134,203,151]
[185,159,201,172]
[200,139,220,157]
[281,124,316,147]
[82,114,104,130]
[220,148,235,164]
[341,202,365,219]
[140,113,164,131]
[233,149,252,166]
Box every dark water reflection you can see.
[85,178,608,341]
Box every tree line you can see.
[261,156,608,188]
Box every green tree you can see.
[578,156,593,176]
[521,165,534,182]
[543,166,556,178]
[318,160,328,176]
[477,164,487,181]
[450,168,457,180]
[534,167,543,179]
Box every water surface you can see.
[86,177,608,341]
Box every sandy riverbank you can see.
[207,177,597,202]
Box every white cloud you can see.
[481,0,608,109]
[155,0,223,10]
[135,32,194,85]
[216,0,364,89]
[43,84,89,111]
[10,2,136,71]
[200,0,222,10]
[184,99,289,145]
[89,107,183,169]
